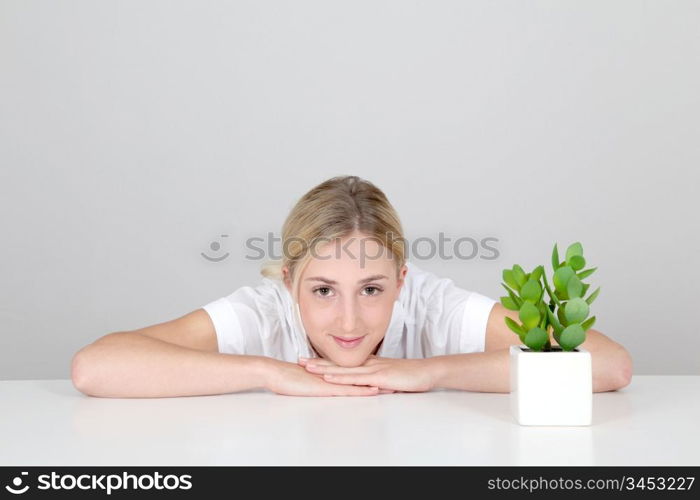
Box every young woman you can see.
[71,175,633,398]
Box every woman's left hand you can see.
[297,355,439,393]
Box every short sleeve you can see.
[458,291,498,353]
[408,262,497,356]
[200,279,283,356]
[201,297,246,354]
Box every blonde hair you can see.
[260,175,406,301]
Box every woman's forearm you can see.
[71,332,270,398]
[429,349,511,393]
[429,347,628,393]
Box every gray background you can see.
[1,0,698,379]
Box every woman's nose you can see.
[339,298,359,333]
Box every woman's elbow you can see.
[611,346,633,390]
[71,348,95,396]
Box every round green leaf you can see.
[564,297,589,324]
[557,305,567,325]
[520,279,541,303]
[500,296,518,311]
[566,274,583,299]
[530,265,544,282]
[559,323,585,351]
[519,302,540,330]
[569,254,586,271]
[524,327,549,351]
[565,242,583,261]
[512,265,527,287]
[502,269,519,290]
[502,283,523,309]
[553,265,574,293]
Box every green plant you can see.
[500,242,600,352]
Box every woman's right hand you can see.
[263,359,380,397]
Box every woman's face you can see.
[284,231,406,367]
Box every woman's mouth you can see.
[332,335,365,349]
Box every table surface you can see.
[0,376,698,466]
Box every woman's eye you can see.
[363,286,382,296]
[314,287,332,297]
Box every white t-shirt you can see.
[200,260,498,361]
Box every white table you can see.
[0,376,697,466]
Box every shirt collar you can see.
[375,299,405,358]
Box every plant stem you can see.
[542,271,561,307]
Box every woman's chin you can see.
[329,350,372,367]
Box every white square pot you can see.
[510,344,592,426]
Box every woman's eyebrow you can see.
[305,274,388,285]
